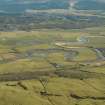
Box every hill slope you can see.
[75,0,105,10]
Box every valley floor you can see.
[0,27,105,105]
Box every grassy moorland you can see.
[0,27,105,105]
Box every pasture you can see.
[0,28,105,105]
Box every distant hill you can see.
[75,0,105,10]
[0,0,69,13]
[0,0,105,13]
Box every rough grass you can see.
[0,77,105,105]
[73,48,97,61]
[0,28,104,105]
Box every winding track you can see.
[78,36,105,61]
[56,35,105,63]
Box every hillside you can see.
[0,1,105,105]
[75,0,105,10]
[0,0,69,13]
[0,0,105,13]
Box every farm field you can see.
[0,27,105,105]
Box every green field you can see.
[0,27,105,105]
